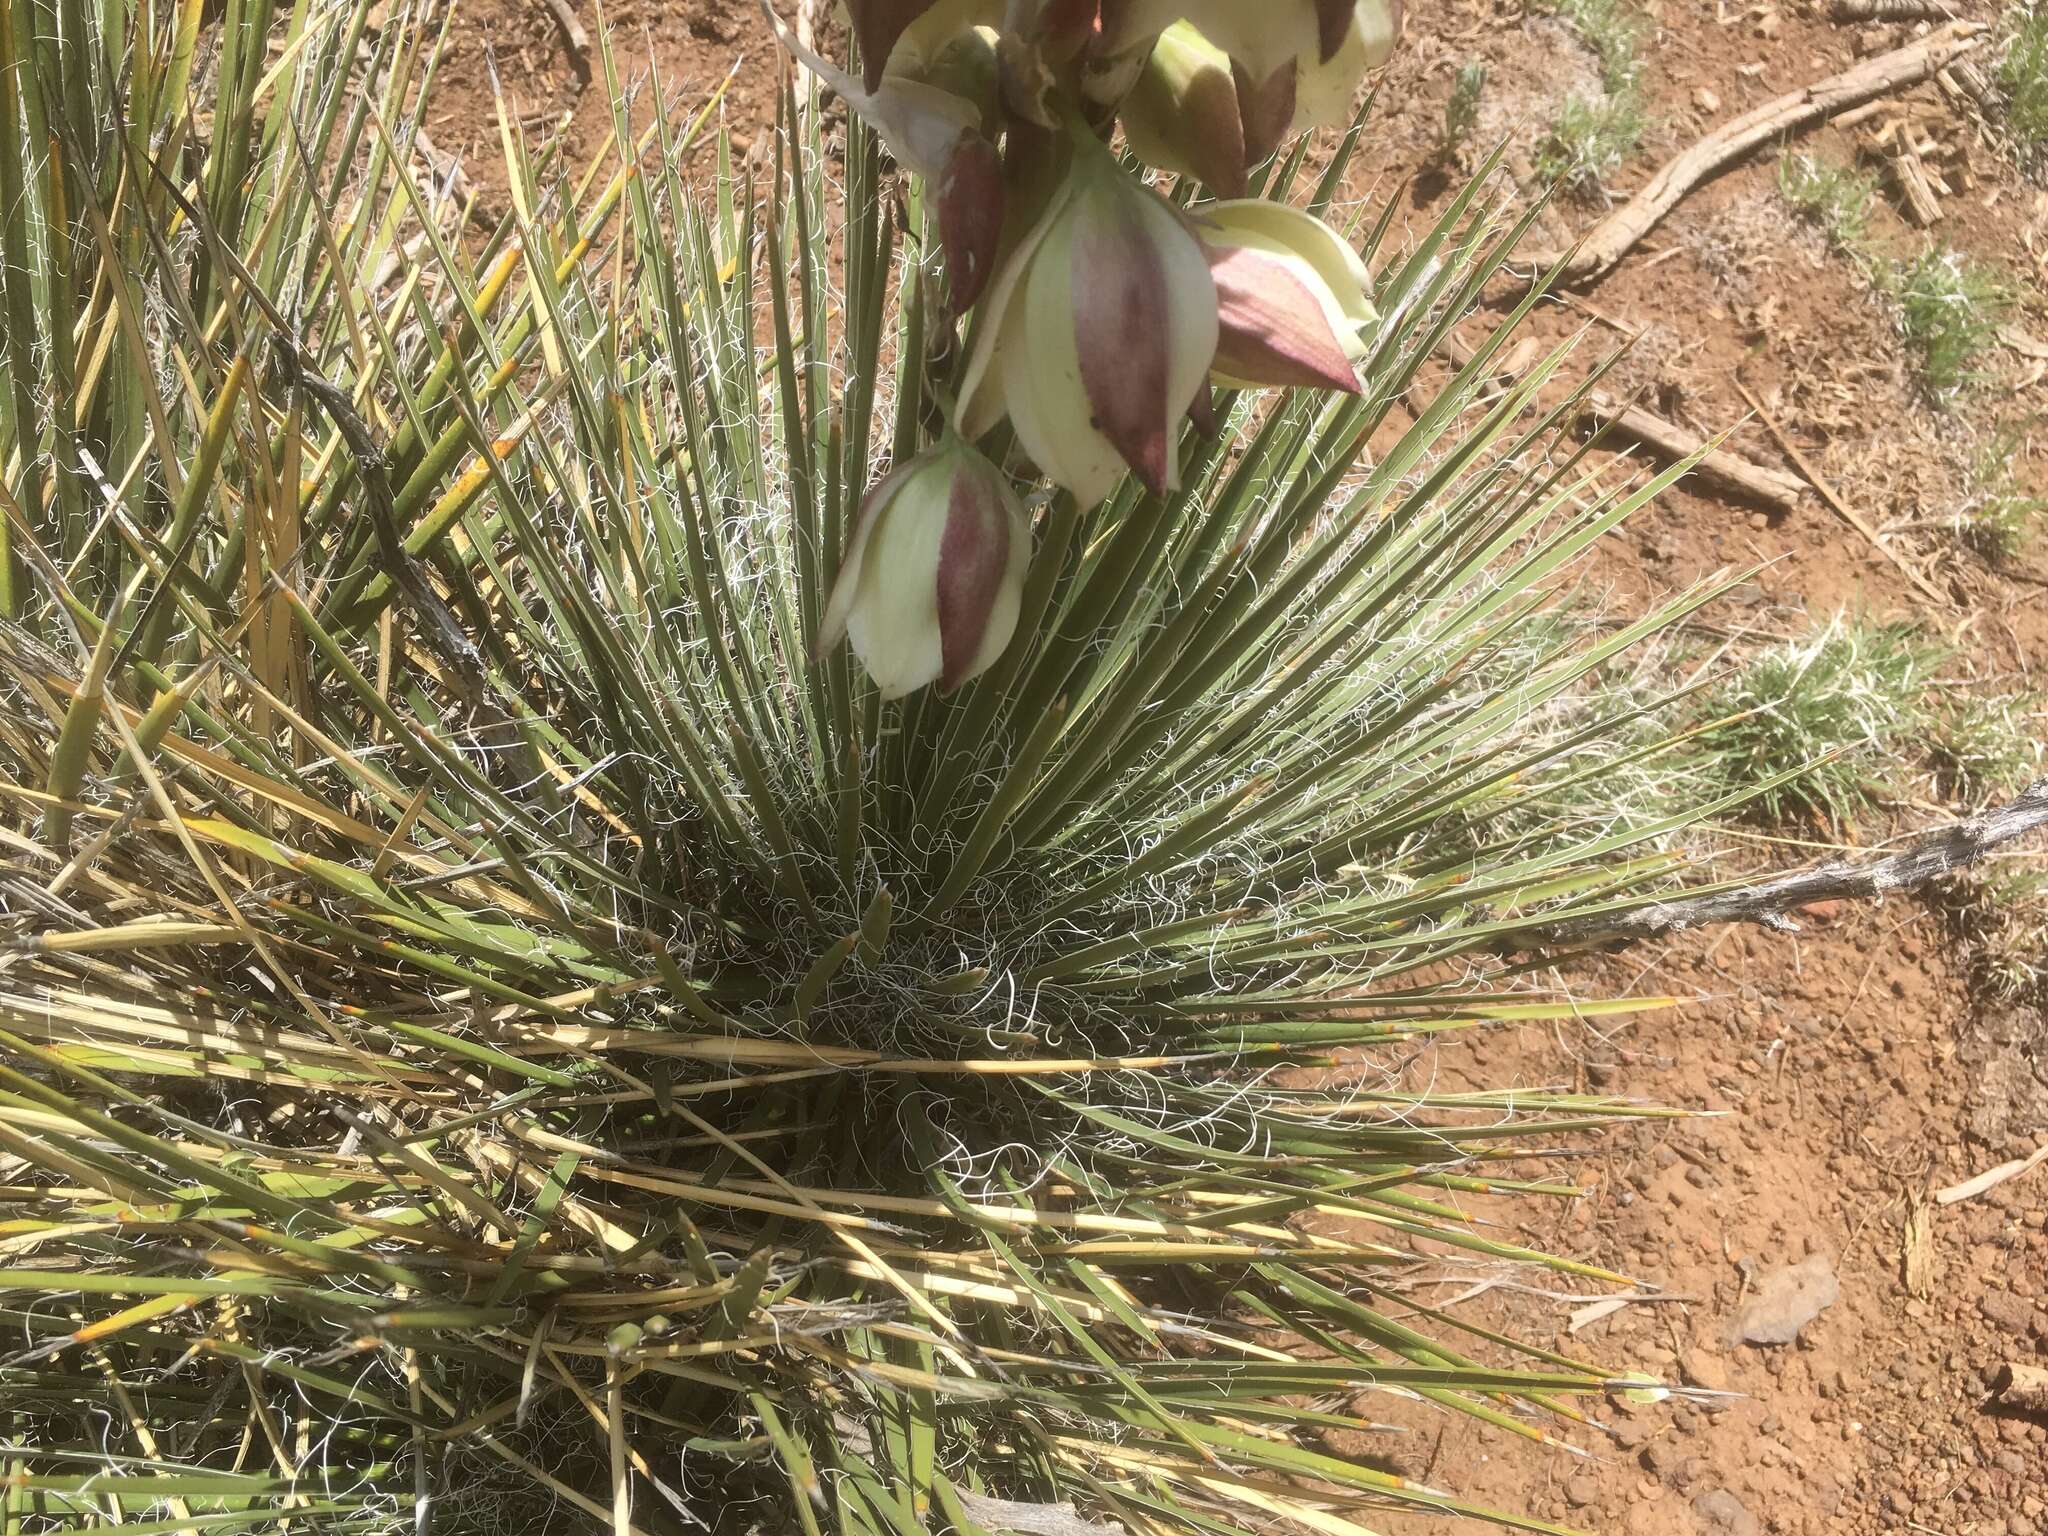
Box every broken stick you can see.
[1886,144,1943,227]
[1526,776,2048,949]
[1994,1363,2048,1414]
[1591,392,1806,513]
[1440,334,1805,512]
[1831,0,1952,20]
[1523,22,1987,286]
[537,0,591,75]
[1732,378,1949,605]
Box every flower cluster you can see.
[778,0,1402,694]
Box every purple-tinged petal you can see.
[1208,243,1361,392]
[847,0,944,92]
[1313,0,1353,60]
[1036,0,1102,58]
[1233,60,1298,165]
[935,467,1013,691]
[937,131,1005,313]
[1069,179,1176,494]
[1120,23,1248,197]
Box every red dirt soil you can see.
[438,0,2047,1531]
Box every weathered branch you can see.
[1531,777,2048,949]
[1995,1362,2048,1414]
[1831,0,1952,22]
[1522,22,1987,286]
[536,0,592,76]
[1439,333,1806,512]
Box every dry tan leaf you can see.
[1901,1188,1937,1299]
[957,1491,1126,1536]
[1935,1144,2048,1205]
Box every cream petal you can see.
[1117,0,1320,82]
[1292,0,1402,129]
[761,7,979,179]
[1209,244,1360,391]
[846,0,946,92]
[1009,209,1127,506]
[844,464,951,697]
[820,459,922,653]
[957,180,1072,433]
[884,0,1004,78]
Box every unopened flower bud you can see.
[820,440,1031,696]
[1118,22,1248,196]
[1101,0,1351,83]
[770,8,1006,312]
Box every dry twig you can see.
[1530,776,2048,948]
[1994,1363,2048,1413]
[537,0,591,75]
[1732,378,1950,605]
[1831,0,1955,21]
[1935,1144,2048,1205]
[1524,23,1987,286]
[1441,334,1806,512]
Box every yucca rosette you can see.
[820,439,1031,697]
[1193,200,1375,393]
[959,134,1218,507]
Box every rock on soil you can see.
[1727,1253,1841,1347]
[1694,1488,1761,1536]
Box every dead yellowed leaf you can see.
[1901,1188,1937,1300]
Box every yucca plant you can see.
[0,3,1767,1533]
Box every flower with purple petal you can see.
[820,440,1031,697]
[958,131,1218,507]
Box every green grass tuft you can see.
[1926,686,2045,804]
[1778,152,1880,255]
[1945,865,2048,1005]
[1537,91,1648,197]
[1695,618,1941,826]
[1954,424,2046,564]
[1884,246,2014,401]
[1543,0,1645,91]
[1441,61,1488,155]
[1535,0,1647,198]
[2002,6,2048,160]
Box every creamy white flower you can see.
[769,3,1006,309]
[820,442,1031,697]
[1118,22,1247,196]
[1102,0,1401,143]
[958,138,1218,506]
[1193,200,1375,392]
